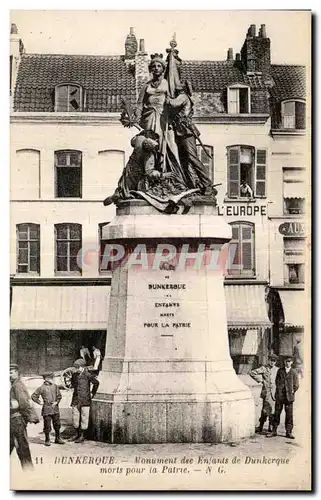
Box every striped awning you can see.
[224,284,271,329]
[284,182,306,199]
[10,286,110,330]
[278,290,307,328]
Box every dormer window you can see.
[55,84,84,112]
[281,100,305,130]
[227,85,250,114]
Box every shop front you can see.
[10,284,110,375]
[225,283,272,374]
[276,289,306,361]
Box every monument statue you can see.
[92,36,255,445]
[103,36,218,213]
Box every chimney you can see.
[260,24,267,38]
[139,39,146,53]
[235,53,241,62]
[240,23,271,76]
[124,27,138,59]
[248,24,256,37]
[11,23,18,35]
[10,23,24,101]
[227,48,233,61]
[135,39,149,97]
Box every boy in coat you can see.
[70,359,99,443]
[267,356,299,439]
[250,353,279,434]
[31,372,64,446]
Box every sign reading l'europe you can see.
[217,204,267,217]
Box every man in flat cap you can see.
[70,359,99,443]
[250,353,279,434]
[267,355,299,439]
[10,364,33,469]
[31,372,64,447]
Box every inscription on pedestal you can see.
[143,274,192,337]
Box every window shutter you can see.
[228,147,240,197]
[282,101,295,129]
[228,224,240,274]
[295,101,306,130]
[232,225,239,241]
[228,88,239,114]
[272,101,282,129]
[241,225,254,273]
[255,149,267,197]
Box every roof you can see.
[13,53,306,112]
[14,53,136,112]
[181,60,269,91]
[270,65,306,102]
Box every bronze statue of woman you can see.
[135,54,189,188]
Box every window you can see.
[281,100,305,130]
[227,146,266,198]
[227,85,250,114]
[16,223,40,274]
[227,222,255,277]
[13,149,40,200]
[284,237,305,285]
[196,145,214,182]
[284,198,305,215]
[286,264,305,284]
[55,150,82,198]
[55,223,82,275]
[98,222,112,273]
[283,167,306,214]
[55,84,83,112]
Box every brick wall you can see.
[135,53,150,98]
[241,37,271,77]
[250,89,270,114]
[192,92,225,116]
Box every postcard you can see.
[9,9,311,490]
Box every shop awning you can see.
[10,286,110,330]
[283,182,306,199]
[224,285,271,329]
[278,290,307,328]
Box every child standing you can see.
[31,373,64,446]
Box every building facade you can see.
[10,23,308,375]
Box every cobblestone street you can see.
[10,376,310,491]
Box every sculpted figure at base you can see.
[103,38,218,213]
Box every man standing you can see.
[92,345,102,373]
[267,356,299,439]
[31,372,64,447]
[166,80,216,196]
[79,345,91,366]
[10,364,33,470]
[70,359,99,443]
[250,354,279,434]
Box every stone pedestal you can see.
[91,201,255,443]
